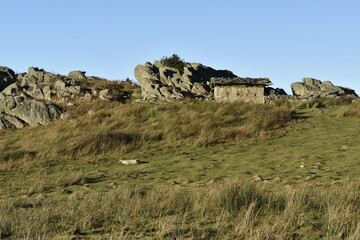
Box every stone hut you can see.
[210,77,272,104]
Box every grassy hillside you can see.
[1,98,360,239]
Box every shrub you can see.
[161,54,186,73]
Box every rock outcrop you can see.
[0,67,17,91]
[264,87,288,104]
[134,61,236,101]
[0,93,61,129]
[0,66,135,130]
[0,66,80,129]
[135,59,290,102]
[68,71,86,80]
[291,78,357,98]
[17,67,81,101]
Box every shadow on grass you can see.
[85,177,106,184]
[291,111,311,120]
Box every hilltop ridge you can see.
[1,59,358,131]
[134,56,358,103]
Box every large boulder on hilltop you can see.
[0,65,136,130]
[0,93,61,128]
[0,66,66,130]
[134,60,236,101]
[134,64,184,101]
[68,70,86,80]
[291,78,357,98]
[54,80,81,99]
[16,67,81,100]
[20,67,60,87]
[0,66,17,91]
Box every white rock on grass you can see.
[119,159,141,165]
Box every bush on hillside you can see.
[161,54,186,73]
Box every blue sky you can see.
[2,0,360,94]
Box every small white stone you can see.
[119,159,141,165]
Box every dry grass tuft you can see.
[2,101,293,159]
[300,96,353,109]
[340,102,360,117]
[70,131,140,155]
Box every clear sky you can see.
[2,0,360,94]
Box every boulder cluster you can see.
[0,94,61,129]
[0,66,125,130]
[134,61,237,102]
[291,78,357,99]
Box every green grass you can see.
[0,99,360,239]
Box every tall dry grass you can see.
[340,101,360,117]
[272,96,354,110]
[62,101,293,156]
[1,181,359,239]
[0,101,294,161]
[302,96,353,108]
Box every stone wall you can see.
[214,85,265,104]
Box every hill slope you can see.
[0,100,360,239]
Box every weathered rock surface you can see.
[135,60,291,102]
[134,61,236,101]
[0,113,25,129]
[0,67,17,91]
[2,83,20,95]
[264,87,288,104]
[0,65,137,130]
[99,89,115,101]
[0,64,140,130]
[68,71,86,80]
[0,67,91,129]
[18,67,81,101]
[291,78,357,98]
[265,87,287,96]
[0,93,61,129]
[119,159,142,165]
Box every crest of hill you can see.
[134,58,276,102]
[135,56,358,104]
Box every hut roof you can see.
[210,77,272,87]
